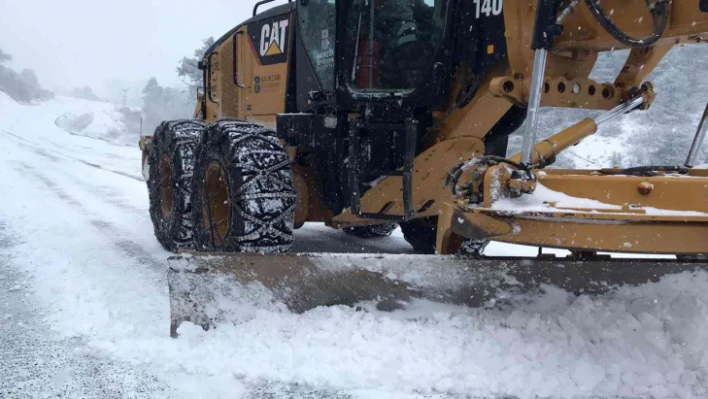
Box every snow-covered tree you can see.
[0,46,11,64]
[141,77,192,134]
[508,46,708,168]
[176,37,215,97]
[68,86,102,101]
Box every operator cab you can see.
[297,0,451,110]
[281,0,509,217]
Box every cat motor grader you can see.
[138,0,708,335]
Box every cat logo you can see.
[248,15,290,66]
[260,20,289,56]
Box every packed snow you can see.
[1,91,708,398]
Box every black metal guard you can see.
[531,0,563,50]
[349,119,417,221]
[348,119,363,216]
[253,0,292,17]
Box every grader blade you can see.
[167,253,707,337]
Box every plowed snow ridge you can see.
[0,91,707,399]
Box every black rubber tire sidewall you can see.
[343,224,398,238]
[399,218,438,254]
[147,119,205,252]
[192,120,296,253]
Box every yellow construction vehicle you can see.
[139,0,708,336]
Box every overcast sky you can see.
[0,0,289,97]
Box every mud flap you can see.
[167,253,708,338]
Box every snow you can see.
[491,182,708,217]
[52,95,139,146]
[492,183,621,212]
[92,273,708,399]
[1,90,708,398]
[563,133,628,169]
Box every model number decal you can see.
[474,0,502,18]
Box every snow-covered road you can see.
[1,93,707,399]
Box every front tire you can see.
[399,217,488,256]
[343,224,397,238]
[399,218,438,254]
[147,120,205,252]
[192,120,297,253]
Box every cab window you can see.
[299,0,337,92]
[345,0,447,91]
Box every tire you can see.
[677,254,707,261]
[192,119,297,253]
[147,119,206,252]
[343,224,397,238]
[400,218,490,256]
[399,217,438,254]
[460,239,489,258]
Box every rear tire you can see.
[147,120,206,252]
[343,224,397,238]
[192,120,297,253]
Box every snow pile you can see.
[0,90,139,146]
[82,270,708,399]
[52,96,140,146]
[0,90,142,178]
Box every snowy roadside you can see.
[0,216,169,398]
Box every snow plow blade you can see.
[167,254,707,337]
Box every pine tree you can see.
[176,37,215,97]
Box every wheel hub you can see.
[158,156,175,222]
[202,161,231,246]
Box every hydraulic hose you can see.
[583,0,670,47]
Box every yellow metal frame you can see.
[141,0,708,256]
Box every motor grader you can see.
[139,0,708,336]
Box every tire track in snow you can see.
[1,129,146,218]
[0,128,63,163]
[15,162,163,272]
[1,128,143,182]
[73,158,143,182]
[89,220,162,269]
[17,155,154,246]
[68,181,144,216]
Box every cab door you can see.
[296,0,337,111]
